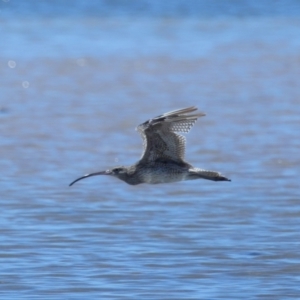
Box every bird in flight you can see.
[69,106,230,186]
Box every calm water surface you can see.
[1,1,300,299]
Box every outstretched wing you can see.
[137,106,205,163]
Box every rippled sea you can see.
[1,1,300,299]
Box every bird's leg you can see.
[187,169,231,182]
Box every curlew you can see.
[69,106,231,186]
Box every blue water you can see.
[1,1,300,299]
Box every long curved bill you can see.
[69,170,111,186]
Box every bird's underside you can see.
[69,106,231,186]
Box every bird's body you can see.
[70,106,230,186]
[112,161,191,185]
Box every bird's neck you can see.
[119,166,142,185]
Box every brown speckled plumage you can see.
[69,106,231,186]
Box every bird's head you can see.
[69,166,129,186]
[110,166,128,178]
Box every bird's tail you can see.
[188,168,231,182]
